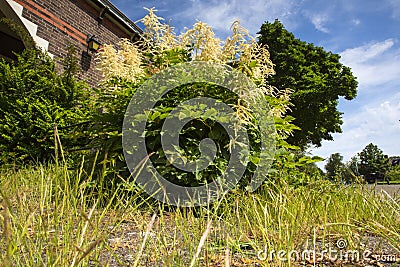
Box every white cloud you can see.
[313,39,400,167]
[351,18,361,26]
[386,0,400,18]
[176,0,301,36]
[339,39,400,88]
[313,92,400,166]
[309,14,330,33]
[340,39,395,64]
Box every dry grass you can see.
[1,164,399,266]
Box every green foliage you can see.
[83,49,192,182]
[386,165,400,182]
[327,145,398,184]
[340,156,363,184]
[90,45,323,189]
[144,82,239,187]
[0,46,90,164]
[268,138,324,187]
[325,153,345,180]
[325,154,362,184]
[358,143,390,181]
[83,81,141,181]
[90,12,326,190]
[258,20,358,148]
[89,50,249,187]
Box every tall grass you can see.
[1,163,399,266]
[0,161,147,266]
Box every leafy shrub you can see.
[385,165,400,182]
[0,46,90,164]
[88,9,321,189]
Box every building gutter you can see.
[89,0,142,36]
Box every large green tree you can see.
[258,20,358,148]
[358,143,390,181]
[325,153,344,179]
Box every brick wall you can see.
[12,0,135,87]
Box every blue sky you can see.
[112,0,400,167]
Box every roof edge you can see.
[88,0,142,35]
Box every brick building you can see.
[0,0,142,86]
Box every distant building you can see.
[0,0,141,86]
[391,158,400,166]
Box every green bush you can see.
[89,48,321,190]
[86,50,251,187]
[386,165,400,182]
[0,46,91,164]
[86,10,324,190]
[143,82,246,187]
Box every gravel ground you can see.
[90,219,400,267]
[88,186,400,266]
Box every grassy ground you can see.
[1,164,399,266]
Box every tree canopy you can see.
[258,19,358,149]
[358,143,390,180]
[325,153,344,179]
